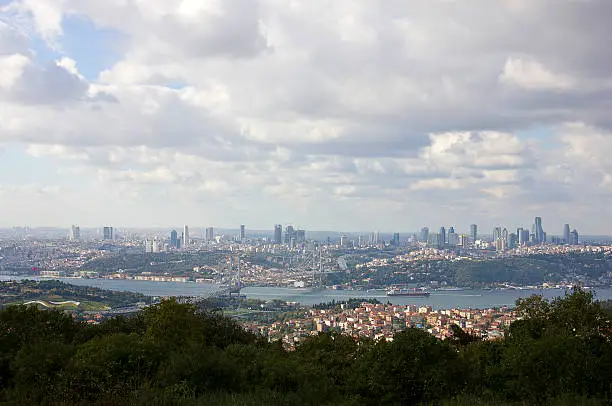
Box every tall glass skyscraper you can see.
[534,217,544,243]
[563,224,571,243]
[470,224,477,243]
[274,225,282,244]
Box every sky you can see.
[0,0,611,234]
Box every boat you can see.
[386,287,430,297]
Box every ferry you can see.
[386,287,431,297]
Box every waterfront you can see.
[2,276,612,309]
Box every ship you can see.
[386,287,431,297]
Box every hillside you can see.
[0,280,148,311]
[0,288,609,405]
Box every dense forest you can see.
[0,289,610,405]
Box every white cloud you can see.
[1,1,612,231]
[500,57,575,90]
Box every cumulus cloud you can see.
[500,57,575,91]
[0,0,612,231]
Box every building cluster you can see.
[244,302,518,350]
[69,225,116,241]
[417,217,580,252]
[273,225,306,248]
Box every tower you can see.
[563,224,571,244]
[569,229,579,245]
[439,227,446,246]
[534,217,544,244]
[284,225,296,245]
[420,227,429,243]
[470,224,477,243]
[392,233,400,246]
[70,225,81,241]
[170,230,178,248]
[205,227,214,242]
[240,224,245,241]
[274,225,282,244]
[183,225,189,248]
[103,227,114,240]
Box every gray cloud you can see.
[1,0,612,230]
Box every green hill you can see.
[0,288,609,405]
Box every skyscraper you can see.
[420,227,429,243]
[509,233,517,249]
[534,217,544,244]
[569,229,579,245]
[103,227,114,240]
[240,225,245,241]
[392,233,400,246]
[517,227,524,245]
[183,225,189,248]
[70,225,81,241]
[296,229,306,243]
[284,226,296,245]
[563,224,571,244]
[170,230,178,248]
[493,227,502,242]
[521,229,530,246]
[274,225,282,244]
[439,227,446,246]
[205,227,214,242]
[470,224,477,243]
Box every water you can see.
[2,276,612,309]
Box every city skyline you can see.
[5,216,588,241]
[1,2,612,232]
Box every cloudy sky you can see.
[0,0,611,234]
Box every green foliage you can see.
[0,279,148,309]
[0,289,609,405]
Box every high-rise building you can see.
[517,227,524,245]
[340,235,347,247]
[103,227,114,240]
[569,229,579,245]
[205,227,215,242]
[240,225,245,241]
[439,227,446,246]
[493,227,502,242]
[70,225,81,241]
[183,225,189,248]
[420,227,429,243]
[284,226,295,245]
[427,233,443,248]
[448,232,458,247]
[534,217,544,244]
[470,224,477,243]
[520,229,530,246]
[274,225,282,244]
[296,229,306,243]
[563,224,571,244]
[509,233,517,249]
[392,233,400,246]
[170,230,178,248]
